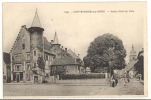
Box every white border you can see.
[0,0,150,99]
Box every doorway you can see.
[16,73,20,82]
[13,72,23,82]
[34,76,38,83]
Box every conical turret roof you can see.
[53,31,60,45]
[31,9,42,27]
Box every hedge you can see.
[61,73,105,79]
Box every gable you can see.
[11,25,30,55]
[67,49,79,59]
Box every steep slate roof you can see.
[52,32,60,45]
[43,37,55,55]
[125,59,138,72]
[31,10,42,27]
[51,54,78,66]
[43,37,52,50]
[67,49,79,59]
[3,52,10,65]
[126,49,144,72]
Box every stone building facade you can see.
[10,10,82,83]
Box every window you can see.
[34,51,36,56]
[22,44,25,49]
[13,66,16,71]
[46,55,48,61]
[34,63,36,67]
[14,55,18,61]
[18,54,21,60]
[54,49,57,53]
[17,65,19,71]
[48,55,50,61]
[14,65,21,71]
[50,56,53,62]
[27,53,30,60]
[27,64,31,71]
[26,73,30,81]
[53,56,55,59]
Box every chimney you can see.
[51,40,54,43]
[61,46,63,50]
[21,25,26,28]
[65,48,67,52]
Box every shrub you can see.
[61,73,105,80]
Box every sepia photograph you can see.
[2,2,147,98]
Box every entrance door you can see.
[16,73,20,82]
[34,76,38,83]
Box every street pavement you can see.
[90,78,144,95]
[3,78,144,96]
[4,84,106,96]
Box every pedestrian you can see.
[111,75,116,87]
[115,78,118,85]
[127,78,130,82]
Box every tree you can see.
[37,56,45,82]
[37,56,45,70]
[51,66,66,83]
[53,66,66,80]
[83,33,126,73]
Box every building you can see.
[125,45,138,78]
[129,44,137,62]
[3,52,11,83]
[9,10,82,83]
[51,49,83,75]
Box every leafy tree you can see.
[54,67,66,76]
[37,56,45,70]
[37,56,45,82]
[83,33,126,73]
[51,66,66,84]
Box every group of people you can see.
[110,74,130,87]
[110,74,118,87]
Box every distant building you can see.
[9,10,82,83]
[126,45,139,78]
[129,44,137,62]
[3,52,11,83]
[86,67,91,74]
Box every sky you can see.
[3,2,146,64]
